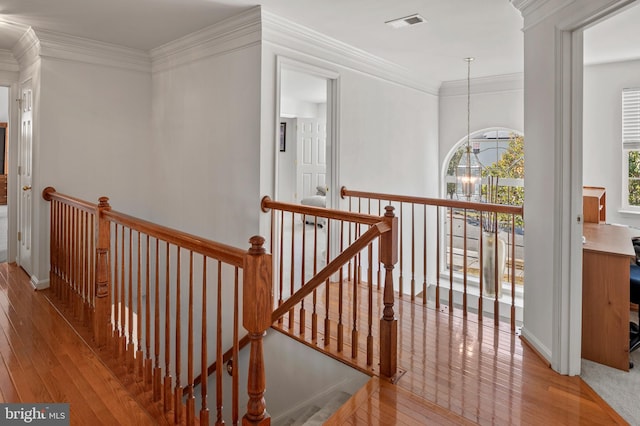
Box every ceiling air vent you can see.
[385,14,426,29]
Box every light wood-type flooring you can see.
[0,262,629,425]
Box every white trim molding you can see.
[0,50,19,72]
[262,10,440,95]
[30,275,49,291]
[13,27,150,73]
[151,6,262,73]
[439,73,523,97]
[511,0,576,30]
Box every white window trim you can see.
[622,88,640,211]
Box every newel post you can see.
[380,205,398,378]
[94,196,111,347]
[243,236,272,426]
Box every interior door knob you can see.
[22,185,32,191]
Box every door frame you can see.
[274,57,340,209]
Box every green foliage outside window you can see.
[628,151,640,206]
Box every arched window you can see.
[444,128,524,205]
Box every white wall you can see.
[150,44,262,250]
[277,117,296,203]
[0,86,8,122]
[36,58,153,283]
[583,59,640,227]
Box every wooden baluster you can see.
[511,214,516,331]
[312,216,318,342]
[50,198,57,295]
[216,261,223,425]
[399,202,403,297]
[186,252,195,424]
[463,209,468,317]
[493,214,500,327]
[367,240,373,366]
[65,203,70,304]
[479,213,484,321]
[136,231,143,380]
[113,224,120,354]
[232,267,239,426]
[435,207,441,310]
[347,197,353,282]
[82,211,88,321]
[299,214,306,335]
[94,196,111,347]
[200,256,209,425]
[378,200,382,290]
[423,204,427,305]
[71,205,76,312]
[145,235,152,386]
[448,207,454,312]
[175,248,182,423]
[90,213,95,318]
[153,239,162,402]
[289,212,295,330]
[337,220,344,353]
[357,198,362,284]
[324,219,331,347]
[278,210,284,325]
[411,203,416,301]
[380,205,398,378]
[120,226,126,357]
[351,238,358,360]
[164,242,172,413]
[128,228,134,372]
[242,236,272,426]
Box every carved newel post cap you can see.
[98,196,110,208]
[42,186,56,201]
[384,205,395,217]
[249,235,266,254]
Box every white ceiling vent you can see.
[385,14,426,29]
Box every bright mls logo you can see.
[1,403,69,425]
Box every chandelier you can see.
[456,57,482,201]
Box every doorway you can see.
[277,67,330,205]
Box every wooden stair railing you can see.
[260,196,399,379]
[341,186,524,330]
[42,187,272,425]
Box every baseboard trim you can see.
[520,327,552,368]
[31,275,50,290]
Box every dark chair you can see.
[630,263,640,358]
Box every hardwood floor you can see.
[0,262,629,425]
[0,263,155,425]
[274,280,629,426]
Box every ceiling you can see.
[0,0,638,85]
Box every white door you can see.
[296,118,326,201]
[18,81,33,275]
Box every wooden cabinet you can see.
[583,186,606,224]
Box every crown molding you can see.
[262,10,440,95]
[151,6,262,73]
[439,73,524,97]
[510,0,576,30]
[0,49,19,72]
[12,27,40,69]
[12,27,150,72]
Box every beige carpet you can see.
[580,311,640,424]
[0,205,6,262]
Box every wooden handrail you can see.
[261,196,382,225]
[271,221,391,321]
[103,209,245,267]
[44,187,246,267]
[43,186,98,214]
[341,186,524,216]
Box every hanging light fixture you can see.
[456,57,482,201]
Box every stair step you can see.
[302,391,351,426]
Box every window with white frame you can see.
[623,88,640,209]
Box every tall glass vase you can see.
[482,231,506,298]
